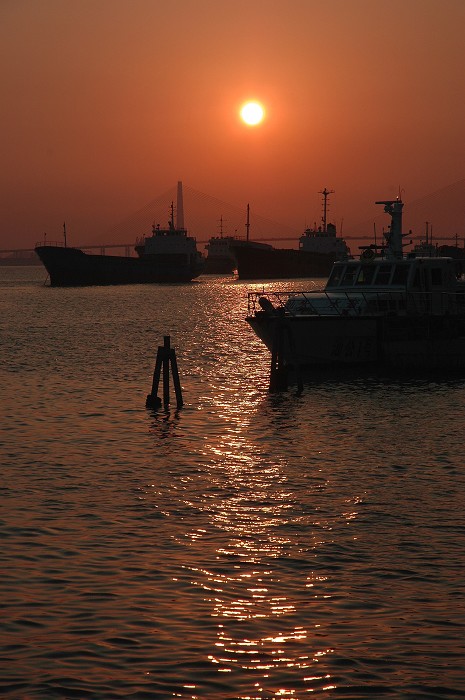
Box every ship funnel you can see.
[176,181,185,230]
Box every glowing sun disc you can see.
[240,101,265,126]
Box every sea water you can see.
[1,266,465,699]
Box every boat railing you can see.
[248,289,465,318]
[35,240,66,248]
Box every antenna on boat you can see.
[375,198,405,259]
[63,222,67,248]
[246,203,250,241]
[319,188,334,233]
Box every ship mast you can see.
[375,198,405,259]
[245,203,250,241]
[319,188,334,233]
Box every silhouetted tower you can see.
[375,198,405,259]
[319,188,334,233]
[177,181,184,229]
[218,215,225,238]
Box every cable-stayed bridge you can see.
[2,178,465,260]
[97,178,465,247]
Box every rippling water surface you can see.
[2,266,465,699]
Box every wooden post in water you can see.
[269,321,303,395]
[146,336,184,409]
[269,321,288,392]
[162,336,170,406]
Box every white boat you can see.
[246,198,465,373]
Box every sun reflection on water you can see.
[142,320,374,696]
[143,393,368,695]
[179,417,340,696]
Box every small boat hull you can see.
[248,314,379,366]
[248,312,465,370]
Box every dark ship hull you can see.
[203,237,272,275]
[202,255,236,274]
[232,244,337,280]
[35,246,204,287]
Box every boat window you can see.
[373,264,393,285]
[431,268,443,286]
[327,264,345,287]
[391,265,409,285]
[341,265,358,286]
[356,264,376,285]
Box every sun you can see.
[240,101,265,126]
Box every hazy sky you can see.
[1,0,464,249]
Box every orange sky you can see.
[1,0,464,250]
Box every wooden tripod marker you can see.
[146,336,184,409]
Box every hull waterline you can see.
[248,312,465,370]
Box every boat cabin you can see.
[252,198,465,320]
[284,255,465,318]
[247,197,465,373]
[326,256,461,293]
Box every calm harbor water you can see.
[2,266,465,699]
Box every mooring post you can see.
[169,348,184,407]
[162,335,170,407]
[287,324,303,396]
[146,352,163,409]
[269,321,288,392]
[269,320,303,395]
[146,335,184,409]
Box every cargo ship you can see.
[203,206,273,274]
[233,188,350,280]
[35,182,204,287]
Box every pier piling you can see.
[146,336,184,409]
[269,321,303,395]
[269,322,288,392]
